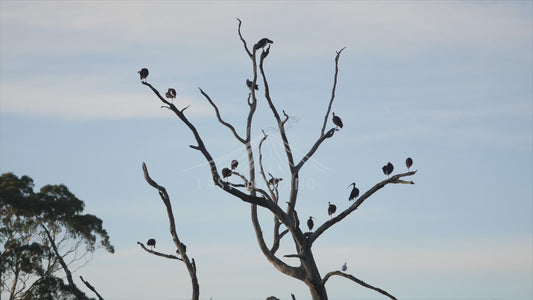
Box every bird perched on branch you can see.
[231,160,239,170]
[246,79,259,90]
[406,157,413,171]
[222,168,232,178]
[342,262,347,271]
[268,173,283,186]
[165,88,176,99]
[382,162,394,177]
[328,202,337,217]
[138,68,149,81]
[348,183,359,201]
[332,112,343,129]
[268,177,283,185]
[147,238,156,249]
[253,38,273,51]
[307,216,314,231]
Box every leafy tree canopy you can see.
[0,172,113,300]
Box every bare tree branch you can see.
[310,171,417,244]
[259,47,296,171]
[141,163,199,300]
[250,204,306,281]
[236,18,252,58]
[320,47,346,135]
[297,48,345,172]
[141,82,274,210]
[295,128,336,172]
[322,271,397,300]
[39,223,86,300]
[79,276,104,300]
[199,88,246,144]
[136,242,183,261]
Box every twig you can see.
[320,47,345,135]
[199,88,245,144]
[236,18,252,58]
[322,271,397,300]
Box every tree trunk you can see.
[302,246,328,300]
[307,282,328,300]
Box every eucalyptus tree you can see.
[0,173,113,300]
[138,19,416,300]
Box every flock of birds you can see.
[137,37,273,101]
[307,157,414,233]
[140,38,413,272]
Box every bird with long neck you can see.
[348,182,359,201]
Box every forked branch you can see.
[141,162,199,300]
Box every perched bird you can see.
[307,216,314,231]
[268,173,283,186]
[332,112,343,129]
[406,157,413,171]
[342,262,347,271]
[253,38,273,51]
[268,177,283,185]
[246,79,259,90]
[222,168,232,178]
[328,202,337,217]
[138,68,149,81]
[348,183,359,201]
[382,162,394,176]
[165,88,176,99]
[147,238,156,249]
[231,160,239,170]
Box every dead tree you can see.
[138,19,416,300]
[138,163,199,300]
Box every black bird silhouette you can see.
[268,177,283,185]
[231,160,239,170]
[246,79,259,90]
[328,202,337,217]
[222,168,232,178]
[253,38,273,51]
[165,88,176,99]
[307,216,314,231]
[268,173,283,186]
[382,162,394,176]
[147,238,156,249]
[348,183,359,201]
[332,112,343,129]
[406,157,413,171]
[138,68,149,81]
[342,262,347,271]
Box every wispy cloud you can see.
[0,79,212,120]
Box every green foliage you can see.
[0,172,113,299]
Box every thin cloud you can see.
[0,80,213,120]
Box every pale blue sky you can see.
[1,1,532,299]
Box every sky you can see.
[0,1,532,299]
